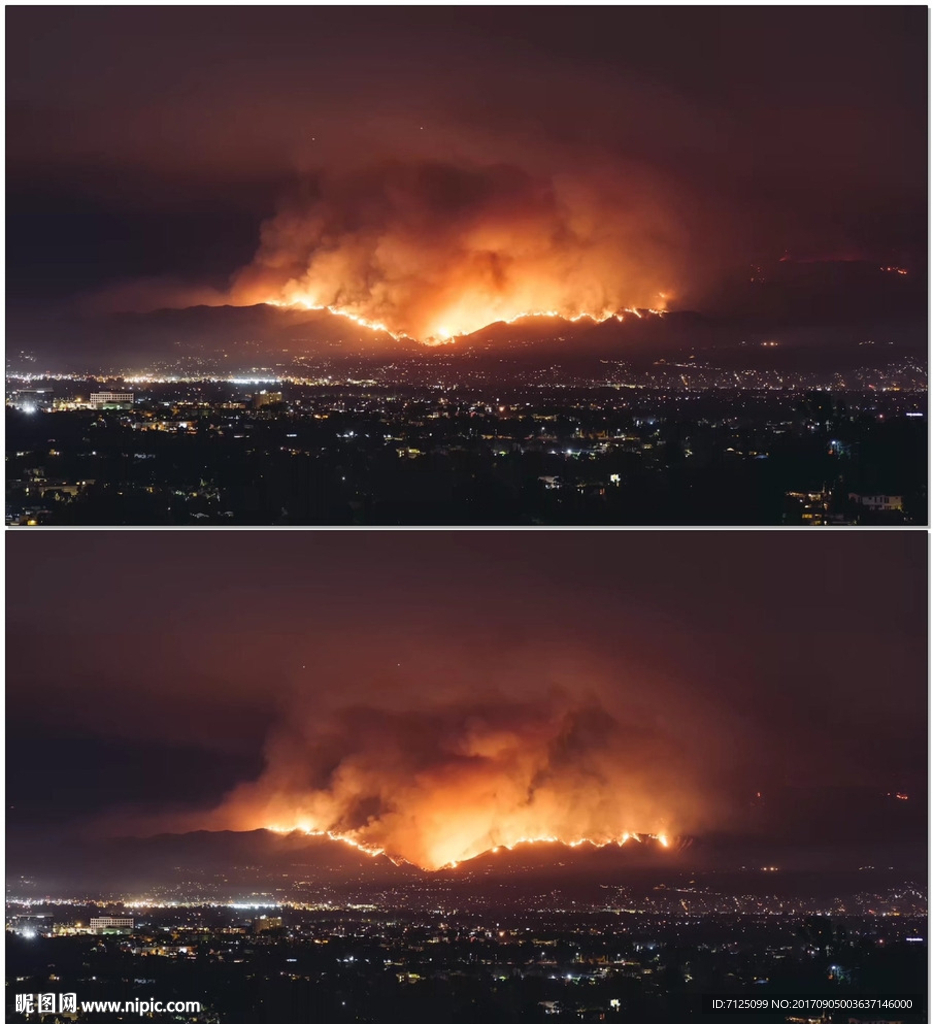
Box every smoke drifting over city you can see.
[204,691,707,870]
[230,161,681,341]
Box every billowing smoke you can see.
[230,160,683,341]
[204,690,712,871]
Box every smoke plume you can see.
[230,160,683,341]
[204,689,711,871]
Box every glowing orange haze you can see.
[199,698,698,872]
[229,161,679,343]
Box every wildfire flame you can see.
[200,695,698,873]
[264,823,671,870]
[263,295,667,344]
[230,160,681,343]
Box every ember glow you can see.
[230,162,679,343]
[264,825,671,870]
[203,697,698,872]
[263,298,666,345]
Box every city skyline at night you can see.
[6,530,927,1022]
[6,7,926,527]
[4,7,928,1022]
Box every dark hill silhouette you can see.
[9,257,925,371]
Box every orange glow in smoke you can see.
[229,161,681,344]
[203,696,698,872]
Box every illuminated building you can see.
[89,916,134,934]
[252,390,284,409]
[9,389,52,413]
[784,490,830,525]
[89,392,134,410]
[7,914,52,937]
[52,396,88,411]
[848,493,904,512]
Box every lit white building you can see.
[848,493,903,512]
[89,392,134,409]
[89,916,133,933]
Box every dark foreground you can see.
[6,380,926,526]
[6,880,926,1024]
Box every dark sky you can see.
[7,530,927,863]
[6,7,927,344]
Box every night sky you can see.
[7,531,927,871]
[6,7,927,350]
